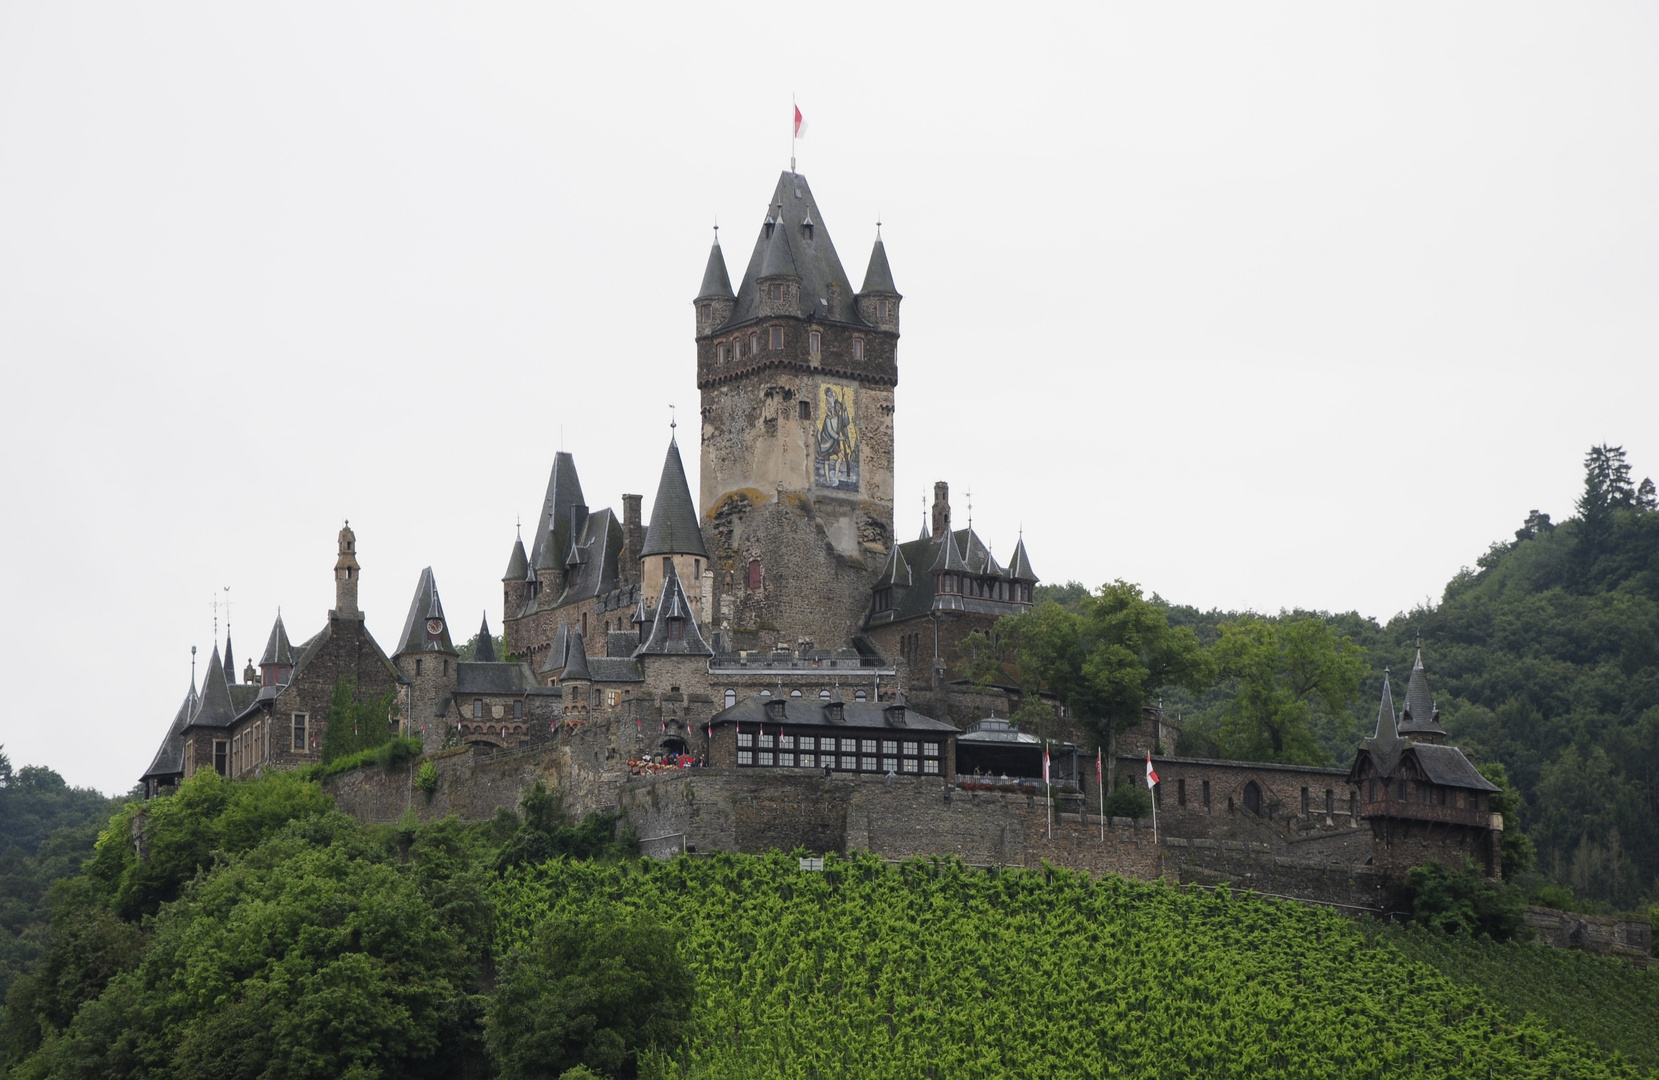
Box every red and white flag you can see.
[793,105,808,139]
[1145,751,1160,790]
[1043,745,1051,785]
[1096,747,1103,784]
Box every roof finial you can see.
[190,644,197,688]
[876,214,882,240]
[966,488,973,531]
[669,404,677,443]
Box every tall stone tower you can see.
[696,171,900,651]
[333,521,361,619]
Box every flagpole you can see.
[1098,749,1105,842]
[790,94,796,174]
[1045,741,1052,839]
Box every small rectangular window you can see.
[760,734,774,748]
[779,734,794,749]
[513,700,523,719]
[842,738,858,753]
[922,759,940,775]
[861,756,878,771]
[770,326,783,349]
[292,714,308,752]
[860,739,877,754]
[213,741,228,777]
[882,757,898,773]
[769,283,783,301]
[902,758,919,773]
[738,733,754,747]
[852,337,864,361]
[738,751,753,766]
[1301,787,1310,814]
[473,699,483,718]
[1177,778,1186,807]
[798,400,810,420]
[798,736,815,751]
[809,330,821,354]
[780,753,794,767]
[758,752,774,766]
[663,556,672,578]
[922,742,939,757]
[1202,779,1211,808]
[902,741,918,756]
[881,740,898,755]
[415,658,423,675]
[799,753,815,768]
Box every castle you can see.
[139,166,1505,914]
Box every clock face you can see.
[427,619,444,636]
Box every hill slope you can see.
[496,853,1652,1079]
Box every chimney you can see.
[620,493,645,586]
[931,482,951,538]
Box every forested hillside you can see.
[1039,445,1659,910]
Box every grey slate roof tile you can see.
[530,452,586,577]
[503,536,529,581]
[259,614,293,666]
[395,567,456,657]
[711,696,956,732]
[859,236,898,295]
[141,681,198,781]
[698,238,735,298]
[474,614,497,662]
[1398,647,1446,735]
[725,172,866,329]
[636,564,712,657]
[641,439,708,558]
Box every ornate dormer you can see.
[258,612,294,688]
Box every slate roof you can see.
[636,564,712,656]
[474,614,497,662]
[395,567,457,657]
[140,681,199,781]
[865,527,1037,628]
[860,236,898,295]
[1398,647,1446,736]
[1007,537,1037,582]
[589,657,645,683]
[606,630,640,657]
[957,716,1037,744]
[641,439,708,558]
[529,452,586,577]
[711,695,956,733]
[724,172,866,329]
[188,645,238,730]
[455,662,538,696]
[698,238,734,299]
[556,507,625,606]
[259,614,293,667]
[562,629,593,682]
[1411,744,1500,792]
[503,535,529,581]
[538,623,572,675]
[222,631,237,685]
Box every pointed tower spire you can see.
[562,627,593,682]
[222,627,236,686]
[474,613,497,663]
[395,567,457,657]
[698,232,735,299]
[1398,640,1447,741]
[860,232,897,294]
[334,520,361,617]
[1007,535,1038,583]
[1371,669,1400,752]
[642,438,709,559]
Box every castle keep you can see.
[139,166,1503,913]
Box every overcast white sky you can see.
[3,4,1656,794]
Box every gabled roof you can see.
[636,564,713,657]
[474,614,496,663]
[529,452,586,577]
[641,439,708,558]
[725,172,864,329]
[503,535,529,581]
[866,527,1039,630]
[1398,646,1446,736]
[859,236,898,295]
[140,681,199,781]
[698,238,734,299]
[930,530,969,572]
[259,614,293,667]
[1411,744,1500,791]
[877,543,911,587]
[455,661,538,696]
[395,567,457,658]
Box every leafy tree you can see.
[1210,616,1366,765]
[1104,784,1152,819]
[1032,580,1091,613]
[999,582,1209,792]
[486,904,692,1080]
[1477,762,1535,880]
[1403,861,1527,941]
[0,750,115,859]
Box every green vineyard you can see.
[495,853,1652,1079]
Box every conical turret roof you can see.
[395,567,457,657]
[191,645,237,729]
[259,614,293,667]
[1370,670,1400,754]
[222,630,236,686]
[474,613,497,662]
[860,235,898,294]
[759,211,798,279]
[141,679,200,781]
[562,629,592,682]
[1007,537,1037,583]
[698,238,734,299]
[642,438,708,558]
[877,544,911,587]
[503,535,529,581]
[1399,645,1446,736]
[930,530,969,573]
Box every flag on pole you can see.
[1043,745,1051,785]
[1145,751,1159,790]
[793,105,808,139]
[1096,747,1103,784]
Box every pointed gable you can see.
[141,681,199,782]
[395,567,457,658]
[1007,537,1037,583]
[636,564,713,657]
[190,645,237,729]
[474,614,497,662]
[729,172,862,327]
[1399,645,1446,737]
[877,543,911,587]
[642,438,708,558]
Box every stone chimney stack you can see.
[620,493,645,586]
[334,521,361,618]
[931,482,951,538]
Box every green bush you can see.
[415,760,439,800]
[1404,860,1528,941]
[1105,783,1153,819]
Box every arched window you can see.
[724,689,736,708]
[750,332,759,355]
[854,689,867,702]
[790,689,803,698]
[819,689,831,699]
[747,559,763,590]
[760,689,771,698]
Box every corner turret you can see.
[259,613,294,689]
[855,229,901,333]
[503,527,530,616]
[695,233,736,336]
[641,435,709,610]
[1398,642,1447,743]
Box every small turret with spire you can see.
[695,225,736,335]
[856,223,901,333]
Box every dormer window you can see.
[809,329,821,355]
[803,220,814,240]
[668,619,684,642]
[852,336,864,361]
